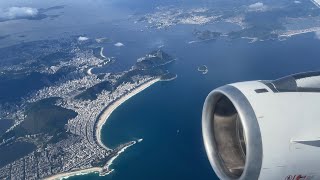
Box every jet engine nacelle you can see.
[202,72,320,180]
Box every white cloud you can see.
[0,7,38,20]
[248,2,267,11]
[294,0,301,3]
[78,36,89,41]
[114,42,124,47]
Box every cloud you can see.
[78,36,89,41]
[248,2,267,11]
[114,42,124,47]
[0,7,38,21]
[294,0,301,3]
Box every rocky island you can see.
[198,65,208,74]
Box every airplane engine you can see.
[202,72,320,180]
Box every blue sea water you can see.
[0,119,13,136]
[70,31,320,180]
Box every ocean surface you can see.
[70,31,320,180]
[0,119,13,136]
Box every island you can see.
[0,37,175,180]
[198,65,208,74]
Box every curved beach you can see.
[96,78,160,148]
[45,167,102,180]
[86,67,93,75]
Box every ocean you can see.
[70,31,320,180]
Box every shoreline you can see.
[44,141,138,180]
[100,47,106,59]
[45,167,102,180]
[86,67,93,75]
[101,140,138,175]
[161,74,178,81]
[95,78,160,149]
[45,78,160,180]
[86,47,109,75]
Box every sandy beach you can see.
[44,141,137,180]
[100,47,106,59]
[45,167,102,180]
[86,67,93,75]
[96,78,160,148]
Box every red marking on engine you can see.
[285,174,308,180]
[296,175,306,180]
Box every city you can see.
[0,40,169,179]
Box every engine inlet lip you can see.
[202,85,263,180]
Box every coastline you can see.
[100,47,106,59]
[87,68,93,75]
[44,141,137,180]
[45,78,160,180]
[161,74,178,81]
[96,78,160,149]
[45,167,102,180]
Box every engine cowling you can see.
[202,72,320,180]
